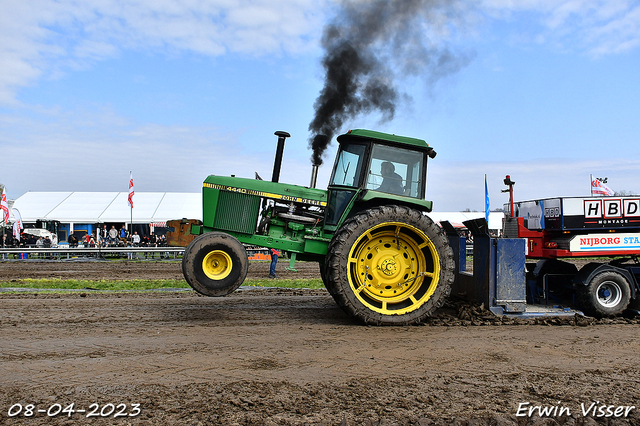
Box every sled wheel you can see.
[578,271,631,317]
[325,205,455,325]
[182,232,248,297]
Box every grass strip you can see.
[0,278,324,291]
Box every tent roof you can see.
[12,192,202,224]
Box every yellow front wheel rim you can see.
[202,250,233,280]
[347,222,440,315]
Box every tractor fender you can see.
[572,262,637,300]
[349,194,431,220]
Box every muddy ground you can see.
[0,258,320,281]
[1,260,640,425]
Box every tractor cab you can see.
[324,129,437,229]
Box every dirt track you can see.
[1,261,640,425]
[0,259,319,281]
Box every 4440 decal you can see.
[204,182,326,207]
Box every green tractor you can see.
[176,129,455,325]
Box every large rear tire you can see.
[577,271,631,317]
[325,205,455,325]
[182,232,248,297]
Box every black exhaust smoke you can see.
[308,0,472,165]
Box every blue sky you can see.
[1,0,639,212]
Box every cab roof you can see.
[336,129,431,150]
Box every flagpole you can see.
[1,188,5,252]
[484,174,489,225]
[589,174,593,196]
[130,171,133,239]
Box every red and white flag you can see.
[12,208,23,241]
[128,172,135,208]
[1,190,8,223]
[591,178,614,196]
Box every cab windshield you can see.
[329,143,366,188]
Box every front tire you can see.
[578,271,631,317]
[325,205,455,325]
[182,232,248,297]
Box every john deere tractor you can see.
[173,129,455,325]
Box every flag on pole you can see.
[484,174,490,224]
[12,208,23,241]
[591,177,614,196]
[1,190,8,224]
[128,172,135,208]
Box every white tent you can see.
[11,192,202,224]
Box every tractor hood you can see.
[203,175,328,207]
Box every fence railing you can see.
[0,247,183,260]
[1,245,463,260]
[0,246,270,260]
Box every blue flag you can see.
[485,175,490,224]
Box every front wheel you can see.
[578,271,631,317]
[325,205,455,325]
[182,232,248,297]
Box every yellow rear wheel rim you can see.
[347,222,440,315]
[202,250,233,280]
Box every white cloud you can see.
[0,0,325,106]
[476,0,640,56]
[1,0,638,106]
[0,106,283,196]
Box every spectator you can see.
[27,234,37,247]
[96,226,102,247]
[132,231,141,246]
[140,234,150,258]
[268,248,280,279]
[68,234,78,248]
[109,226,118,246]
[120,225,127,243]
[1,234,6,259]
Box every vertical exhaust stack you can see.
[310,165,319,188]
[271,131,291,183]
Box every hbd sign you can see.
[584,199,640,221]
[514,197,640,230]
